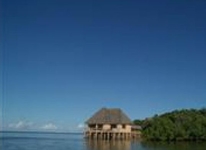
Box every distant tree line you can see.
[134,108,206,141]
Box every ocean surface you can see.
[0,131,206,150]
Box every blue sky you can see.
[2,0,206,132]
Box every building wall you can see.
[117,124,122,129]
[125,125,131,132]
[87,124,132,133]
[116,124,131,132]
[103,124,111,130]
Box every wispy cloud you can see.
[77,123,85,129]
[8,121,33,130]
[41,123,57,130]
[6,121,83,132]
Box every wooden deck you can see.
[84,129,141,140]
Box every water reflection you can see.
[85,139,132,150]
[85,139,206,150]
[141,141,206,150]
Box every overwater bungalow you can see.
[84,107,141,140]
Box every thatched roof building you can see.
[84,107,141,140]
[86,107,132,125]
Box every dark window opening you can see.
[111,124,117,129]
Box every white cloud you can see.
[77,123,85,129]
[8,121,33,129]
[41,123,57,130]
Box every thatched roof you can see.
[86,108,132,124]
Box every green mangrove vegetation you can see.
[134,108,206,141]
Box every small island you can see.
[84,108,206,142]
[134,108,206,141]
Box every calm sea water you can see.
[0,132,206,150]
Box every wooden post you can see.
[113,133,116,140]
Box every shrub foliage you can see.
[134,108,206,141]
